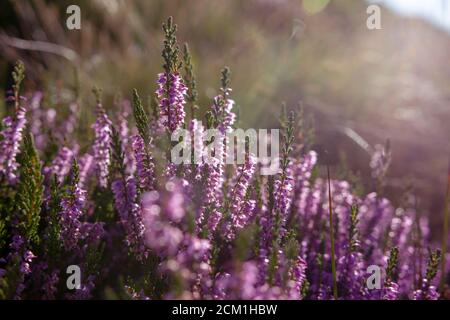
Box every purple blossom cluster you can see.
[156,72,188,132]
[0,100,448,301]
[92,102,113,188]
[0,106,27,184]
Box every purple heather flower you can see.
[141,182,188,256]
[132,134,155,191]
[78,153,94,188]
[413,283,440,300]
[32,262,60,300]
[213,261,259,299]
[189,119,205,178]
[80,222,105,245]
[204,143,225,235]
[337,251,367,299]
[92,103,112,188]
[28,92,47,149]
[359,193,394,263]
[382,281,400,300]
[211,88,236,134]
[156,72,187,132]
[112,176,147,259]
[6,234,35,299]
[44,146,76,183]
[225,153,257,240]
[273,158,294,237]
[116,102,131,147]
[283,255,308,300]
[162,234,212,299]
[0,106,27,184]
[19,250,36,274]
[164,180,185,222]
[43,270,60,300]
[60,179,86,251]
[116,101,136,175]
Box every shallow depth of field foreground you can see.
[0,1,450,300]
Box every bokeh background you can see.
[0,0,449,238]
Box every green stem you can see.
[327,164,338,299]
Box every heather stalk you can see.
[45,176,62,265]
[182,43,198,119]
[133,89,150,145]
[386,247,399,283]
[0,61,27,184]
[157,17,186,133]
[327,164,338,299]
[59,159,85,251]
[92,87,113,188]
[274,107,295,237]
[267,108,295,286]
[111,126,147,259]
[15,133,44,246]
[415,249,441,299]
[12,61,25,112]
[383,246,399,300]
[132,89,155,191]
[425,249,441,285]
[349,204,359,252]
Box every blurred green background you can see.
[0,0,449,233]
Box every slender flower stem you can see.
[327,164,338,299]
[440,156,450,293]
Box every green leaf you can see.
[15,133,44,246]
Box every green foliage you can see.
[44,175,62,265]
[220,66,231,91]
[267,239,279,286]
[15,133,44,246]
[0,251,22,299]
[267,175,275,215]
[284,229,299,261]
[425,248,441,283]
[0,184,14,251]
[385,246,399,283]
[279,105,295,174]
[70,158,80,190]
[148,94,159,123]
[111,126,126,177]
[301,279,310,298]
[234,224,258,262]
[182,43,198,117]
[0,218,6,250]
[132,89,150,144]
[12,60,25,110]
[210,66,233,128]
[162,17,181,74]
[86,242,106,276]
[205,110,215,129]
[349,204,359,252]
[281,230,299,288]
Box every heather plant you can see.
[0,18,449,300]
